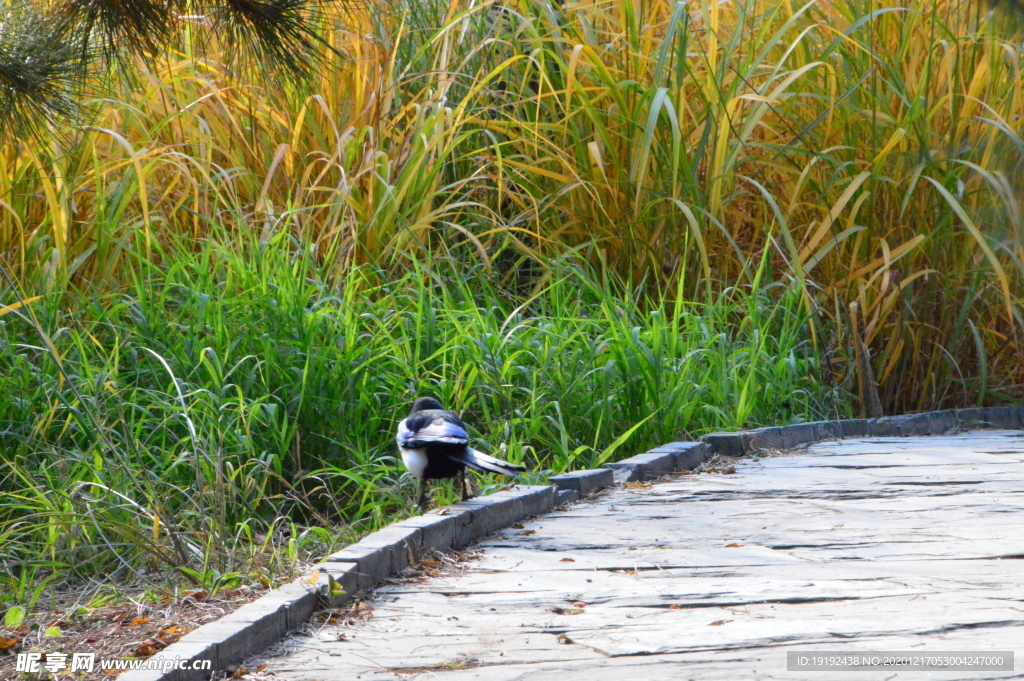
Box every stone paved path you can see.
[246,432,1024,680]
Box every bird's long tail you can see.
[459,448,527,477]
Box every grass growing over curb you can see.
[0,233,841,611]
[2,236,839,606]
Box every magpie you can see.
[396,396,526,511]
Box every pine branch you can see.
[0,4,81,139]
[201,0,330,82]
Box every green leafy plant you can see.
[4,606,26,628]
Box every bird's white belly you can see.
[401,447,428,480]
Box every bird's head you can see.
[409,396,444,414]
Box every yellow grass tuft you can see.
[2,0,1023,410]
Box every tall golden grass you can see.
[2,0,1023,411]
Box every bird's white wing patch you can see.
[396,419,413,446]
[397,417,468,446]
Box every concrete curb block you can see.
[692,406,1024,461]
[603,452,677,482]
[119,485,555,681]
[120,404,1023,681]
[598,442,712,483]
[549,468,614,495]
[556,488,580,505]
[601,441,713,482]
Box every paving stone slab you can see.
[247,430,1024,681]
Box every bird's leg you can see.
[418,480,429,512]
[460,469,473,501]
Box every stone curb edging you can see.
[600,406,1023,482]
[119,486,558,681]
[120,404,1022,680]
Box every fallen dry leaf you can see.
[134,640,166,657]
[572,602,587,608]
[725,543,742,547]
[517,530,536,536]
[559,558,575,562]
[709,619,733,626]
[706,467,720,474]
[557,635,573,644]
[669,604,682,610]
[624,481,652,489]
[511,523,525,529]
[722,466,737,474]
[129,617,150,627]
[0,637,18,652]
